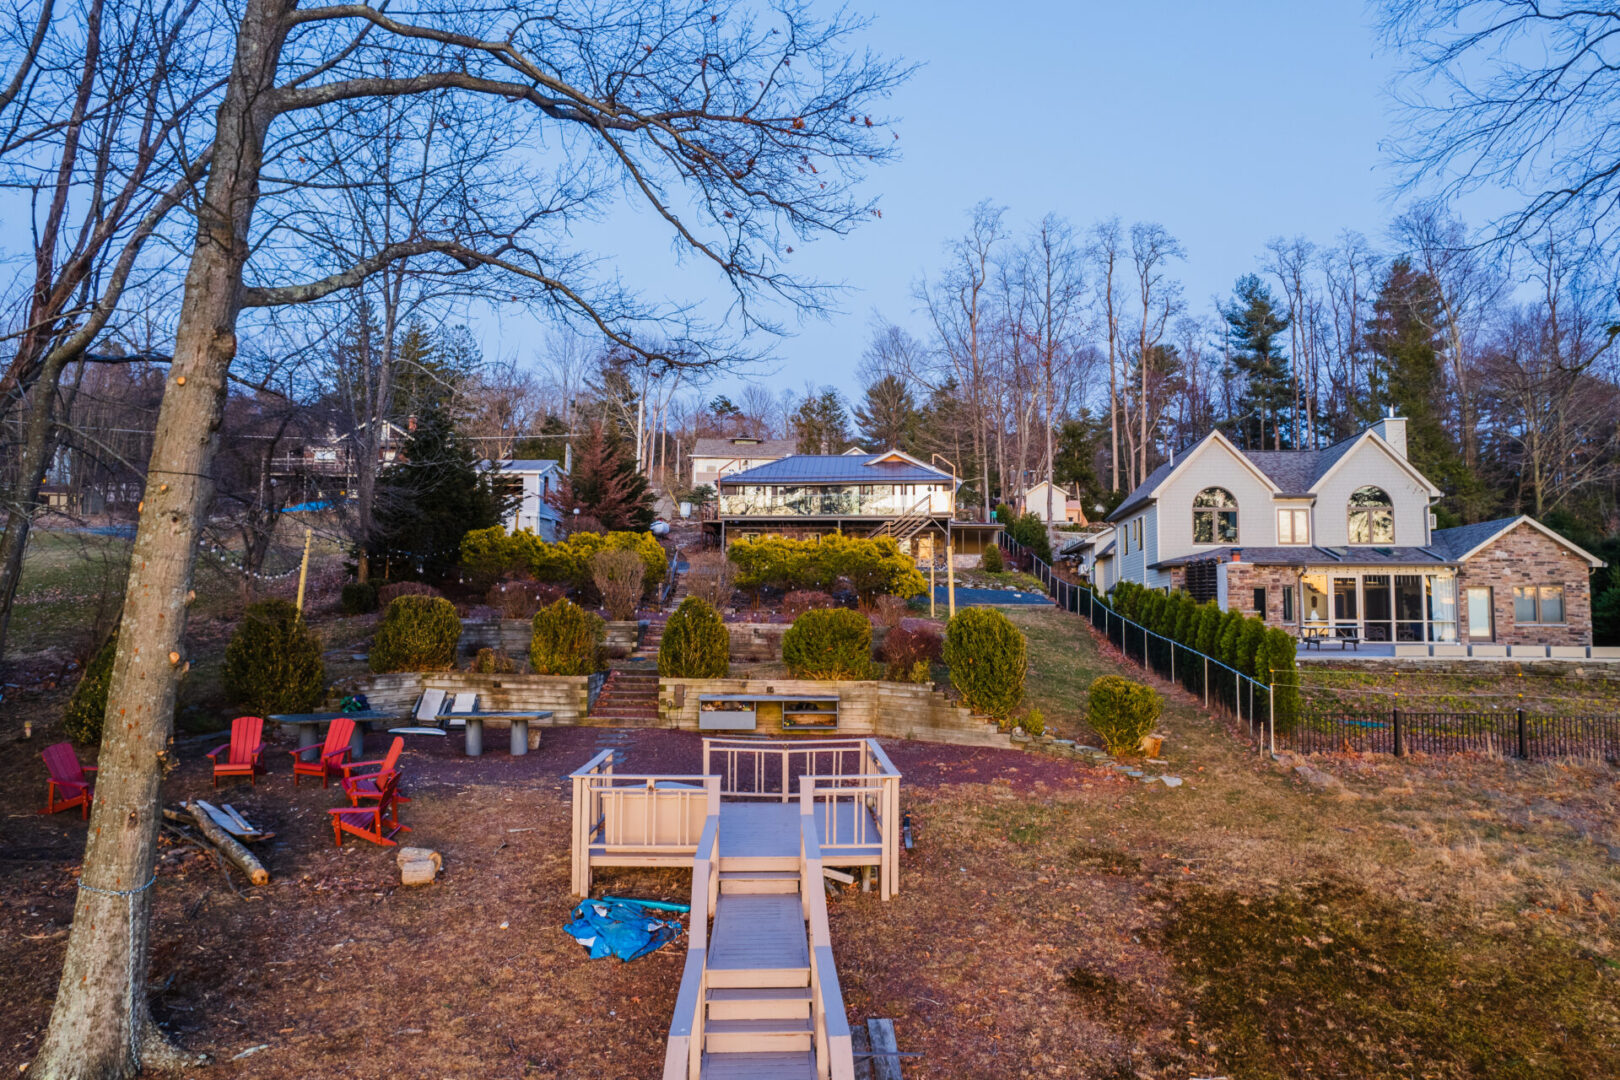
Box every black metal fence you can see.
[998,536,1620,764]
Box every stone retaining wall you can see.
[457,619,642,660]
[354,671,605,724]
[658,677,1011,748]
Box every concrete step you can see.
[703,1017,813,1054]
[705,987,811,1021]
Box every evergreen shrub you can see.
[1257,628,1300,733]
[981,543,1004,573]
[659,597,730,678]
[223,599,326,714]
[340,581,378,615]
[369,595,462,673]
[529,598,605,676]
[783,608,873,680]
[1086,675,1161,755]
[63,633,118,745]
[943,607,1027,719]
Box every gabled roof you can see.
[498,458,561,473]
[691,436,797,459]
[720,452,953,485]
[1108,425,1444,522]
[1431,515,1606,567]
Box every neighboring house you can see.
[689,436,797,490]
[486,458,564,541]
[269,419,412,500]
[1105,416,1605,646]
[1019,481,1089,525]
[709,449,963,559]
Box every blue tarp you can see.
[564,899,682,961]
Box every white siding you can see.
[1152,440,1278,562]
[1311,439,1431,548]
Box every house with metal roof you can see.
[1106,416,1606,650]
[708,448,970,559]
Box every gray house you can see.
[1106,417,1605,647]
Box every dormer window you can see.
[1348,486,1394,544]
[1192,487,1238,544]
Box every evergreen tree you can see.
[1365,258,1480,521]
[851,374,919,451]
[1220,274,1294,449]
[1053,415,1104,502]
[371,400,510,579]
[552,421,654,530]
[790,387,851,453]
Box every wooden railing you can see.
[800,782,856,1080]
[702,737,894,800]
[662,814,718,1080]
[570,749,721,896]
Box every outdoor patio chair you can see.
[444,692,478,727]
[206,716,265,787]
[388,688,448,736]
[39,742,97,818]
[340,736,410,806]
[328,770,408,847]
[288,716,355,788]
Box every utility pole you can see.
[294,528,313,613]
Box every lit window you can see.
[1192,487,1238,544]
[1347,486,1394,544]
[1514,585,1565,624]
[1277,508,1309,544]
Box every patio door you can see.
[1332,577,1358,638]
[1394,575,1426,642]
[1362,574,1392,642]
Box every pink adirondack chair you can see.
[288,716,355,788]
[39,742,97,818]
[340,736,409,807]
[206,716,265,787]
[328,770,409,847]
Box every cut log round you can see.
[184,800,269,886]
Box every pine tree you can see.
[1053,415,1104,503]
[1220,274,1294,449]
[552,421,654,530]
[371,400,510,578]
[851,374,919,451]
[790,387,851,453]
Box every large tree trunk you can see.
[30,3,289,1076]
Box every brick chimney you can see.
[1371,408,1407,459]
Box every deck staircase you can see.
[868,495,934,545]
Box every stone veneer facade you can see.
[1167,521,1595,645]
[1454,522,1593,646]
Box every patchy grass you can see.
[1298,663,1620,715]
[954,567,1048,593]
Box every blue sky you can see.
[489,1,1433,400]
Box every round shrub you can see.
[529,598,605,676]
[943,607,1027,719]
[659,596,730,678]
[223,599,326,714]
[783,608,873,680]
[981,543,1004,573]
[1020,708,1047,738]
[1086,675,1161,755]
[369,595,462,673]
[882,624,943,681]
[340,581,378,615]
[377,581,440,608]
[63,632,118,745]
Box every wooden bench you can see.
[1302,629,1361,651]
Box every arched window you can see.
[1192,487,1238,544]
[1347,485,1394,544]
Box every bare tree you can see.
[1018,215,1085,522]
[33,3,906,1075]
[1088,217,1124,493]
[1126,222,1184,485]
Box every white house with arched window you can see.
[1105,417,1606,650]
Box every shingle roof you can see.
[719,453,953,485]
[1150,545,1451,570]
[692,437,797,459]
[499,459,560,472]
[1428,516,1522,561]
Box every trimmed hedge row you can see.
[727,535,926,603]
[460,527,667,593]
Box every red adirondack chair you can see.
[328,770,409,847]
[288,716,355,788]
[206,716,265,787]
[340,736,410,807]
[39,742,97,818]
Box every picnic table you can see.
[451,709,553,757]
[270,711,394,761]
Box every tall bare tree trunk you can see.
[30,3,290,1075]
